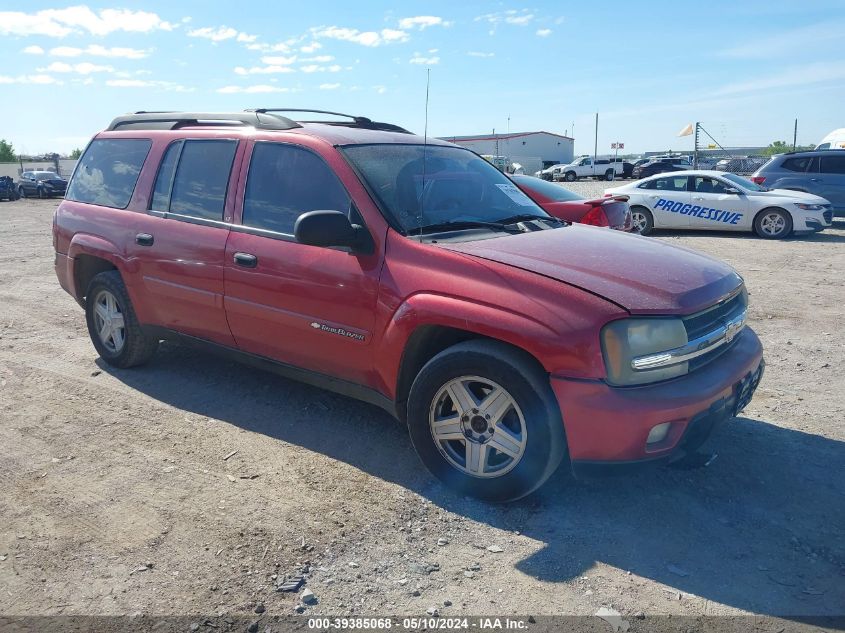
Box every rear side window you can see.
[151,139,237,221]
[242,142,350,235]
[781,157,812,172]
[67,138,152,209]
[820,155,845,175]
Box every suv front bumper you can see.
[550,327,764,476]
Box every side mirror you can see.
[294,210,370,252]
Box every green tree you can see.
[69,147,83,159]
[0,139,16,162]
[762,140,813,156]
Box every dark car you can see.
[632,158,691,179]
[712,156,767,175]
[751,150,845,218]
[54,108,763,502]
[17,170,68,198]
[0,176,18,201]
[511,175,632,231]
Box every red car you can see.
[512,174,633,231]
[54,109,763,502]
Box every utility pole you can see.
[693,122,700,169]
[593,112,598,166]
[793,118,798,151]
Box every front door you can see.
[128,138,242,346]
[689,175,750,230]
[223,140,383,385]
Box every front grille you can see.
[824,210,833,223]
[682,287,747,371]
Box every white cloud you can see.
[398,16,451,30]
[106,79,191,91]
[188,26,256,43]
[301,55,334,63]
[0,74,61,85]
[261,55,297,65]
[319,83,341,90]
[711,62,845,96]
[311,25,409,47]
[216,84,292,94]
[374,85,387,94]
[22,45,44,54]
[536,28,552,37]
[0,7,174,37]
[300,64,342,73]
[475,9,535,28]
[49,44,150,59]
[40,61,114,74]
[300,41,322,53]
[409,54,439,65]
[468,51,494,57]
[234,65,295,75]
[719,21,845,59]
[247,40,295,53]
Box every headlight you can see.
[601,318,688,386]
[794,203,824,211]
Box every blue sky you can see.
[2,1,844,155]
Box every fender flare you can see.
[67,233,127,297]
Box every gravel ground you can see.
[0,197,843,625]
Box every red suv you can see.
[54,109,764,501]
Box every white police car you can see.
[605,170,833,238]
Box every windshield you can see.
[721,172,767,192]
[511,175,584,202]
[36,172,61,181]
[341,144,549,233]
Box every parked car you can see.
[751,150,845,218]
[0,176,18,201]
[606,170,833,238]
[554,156,624,182]
[511,175,632,231]
[17,170,68,198]
[55,109,764,502]
[712,156,767,175]
[631,158,691,179]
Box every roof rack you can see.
[107,111,301,131]
[246,108,411,134]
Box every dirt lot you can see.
[1,195,843,625]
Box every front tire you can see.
[85,271,158,368]
[407,340,566,502]
[754,208,792,239]
[564,171,576,182]
[605,169,615,181]
[630,206,654,235]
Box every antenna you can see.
[418,67,431,242]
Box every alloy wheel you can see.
[93,289,126,353]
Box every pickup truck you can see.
[553,156,624,182]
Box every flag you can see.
[677,123,694,137]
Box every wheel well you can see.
[394,326,546,423]
[73,255,117,302]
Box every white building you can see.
[439,131,575,174]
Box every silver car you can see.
[752,151,845,218]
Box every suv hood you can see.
[442,225,742,315]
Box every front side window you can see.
[242,143,350,235]
[153,139,237,221]
[341,144,547,233]
[820,155,845,175]
[66,138,152,209]
[693,177,729,194]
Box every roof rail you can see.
[107,111,301,131]
[246,108,411,134]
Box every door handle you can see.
[135,233,154,246]
[809,178,821,182]
[693,196,705,200]
[233,252,258,268]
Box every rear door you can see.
[638,175,691,227]
[223,140,383,385]
[817,154,845,213]
[129,137,241,346]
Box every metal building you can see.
[439,131,575,175]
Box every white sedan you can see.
[605,170,833,238]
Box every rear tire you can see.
[85,271,158,368]
[18,186,26,199]
[753,208,792,239]
[407,340,566,502]
[605,169,615,181]
[630,206,654,235]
